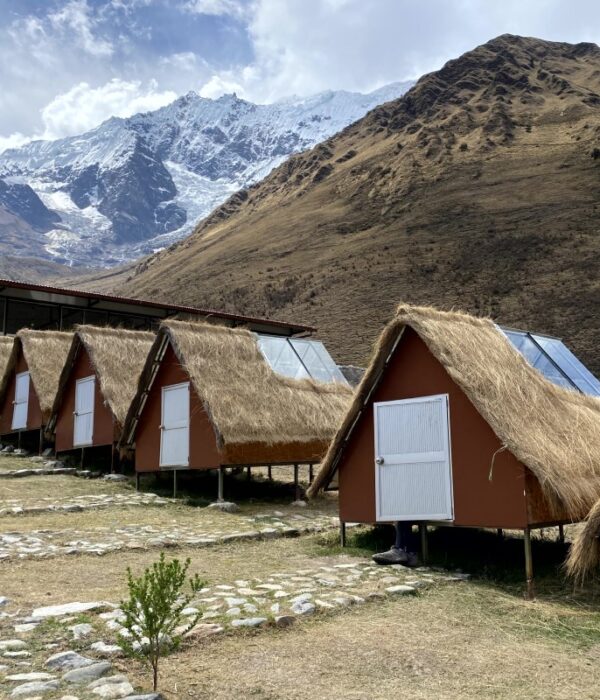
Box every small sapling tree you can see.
[119,553,205,691]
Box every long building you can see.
[0,279,312,337]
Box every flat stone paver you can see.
[0,557,469,699]
[0,511,339,560]
[0,493,168,518]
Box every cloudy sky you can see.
[1,0,600,150]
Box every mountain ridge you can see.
[0,81,413,268]
[118,34,600,372]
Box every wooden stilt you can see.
[524,527,534,600]
[173,469,177,499]
[558,524,565,544]
[80,447,85,470]
[309,463,314,484]
[135,472,140,492]
[17,431,21,450]
[110,446,115,474]
[267,466,272,480]
[218,467,224,502]
[340,520,346,547]
[497,528,504,540]
[246,466,251,481]
[38,428,43,455]
[293,463,300,501]
[419,523,429,564]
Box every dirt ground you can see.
[1,466,599,699]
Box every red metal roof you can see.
[0,277,315,334]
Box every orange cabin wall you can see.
[55,348,115,452]
[0,352,44,433]
[135,343,223,473]
[338,328,532,529]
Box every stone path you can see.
[0,493,169,518]
[0,511,339,560]
[0,559,470,698]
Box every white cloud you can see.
[184,0,250,19]
[48,0,114,57]
[40,79,177,139]
[0,132,34,155]
[198,0,600,103]
[0,79,177,149]
[159,52,199,72]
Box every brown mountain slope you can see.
[119,35,600,372]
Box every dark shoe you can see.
[372,546,408,565]
[404,551,419,567]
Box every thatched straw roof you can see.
[0,337,13,378]
[51,326,155,432]
[308,304,600,520]
[566,499,600,581]
[122,319,353,462]
[0,331,73,423]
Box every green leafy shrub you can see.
[119,553,206,691]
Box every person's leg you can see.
[395,521,411,550]
[372,521,409,565]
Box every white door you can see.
[374,394,453,522]
[74,376,95,446]
[160,382,190,468]
[11,372,30,430]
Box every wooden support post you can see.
[173,469,177,499]
[110,446,115,474]
[293,463,300,501]
[524,527,534,600]
[267,466,272,480]
[558,524,565,544]
[80,447,85,470]
[38,428,43,456]
[340,520,347,548]
[246,466,251,481]
[309,463,314,484]
[2,298,8,335]
[497,528,504,540]
[135,472,140,492]
[17,431,21,451]
[419,523,429,564]
[218,467,224,502]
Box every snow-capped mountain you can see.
[0,81,413,267]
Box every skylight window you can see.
[500,327,600,396]
[257,334,349,385]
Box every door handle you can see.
[375,456,385,465]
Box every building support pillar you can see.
[340,520,346,548]
[524,527,534,600]
[309,463,314,484]
[558,524,565,544]
[38,428,44,456]
[173,469,177,499]
[217,466,224,502]
[267,466,272,481]
[293,463,300,501]
[419,523,429,564]
[135,472,140,492]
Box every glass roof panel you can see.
[257,334,349,385]
[501,327,600,396]
[290,338,348,384]
[256,335,310,380]
[532,334,600,396]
